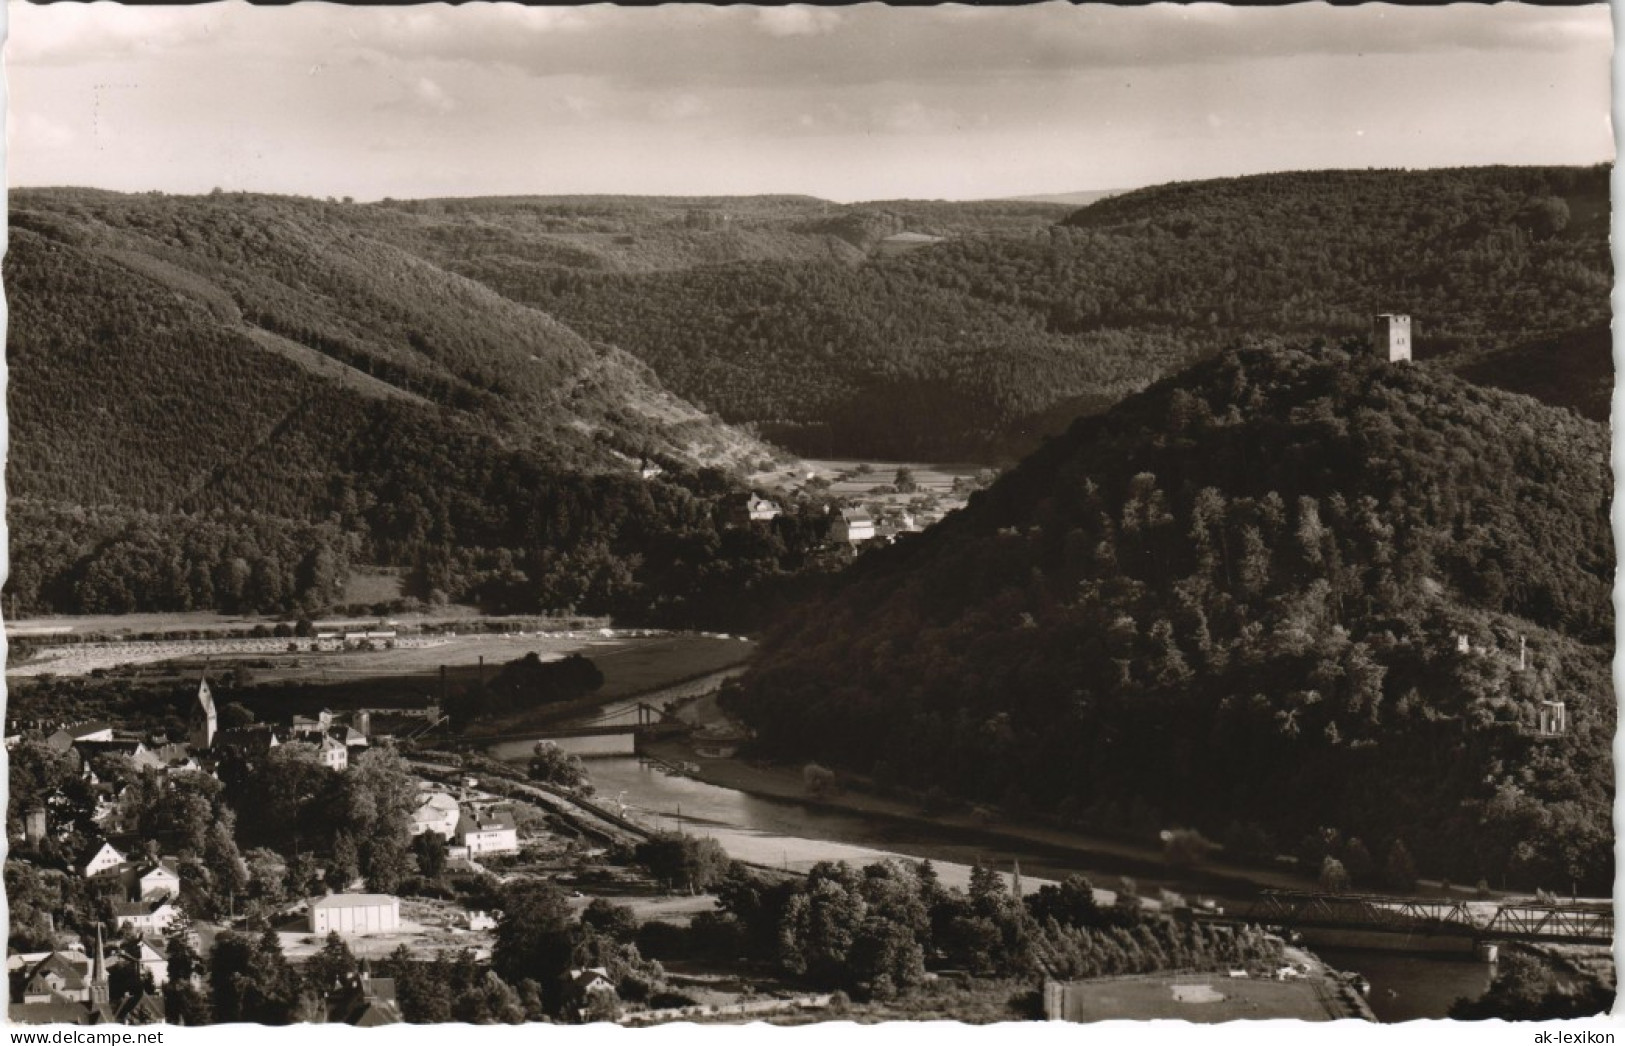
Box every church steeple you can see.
[89,925,110,1005]
[190,677,218,751]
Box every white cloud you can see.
[8,0,223,65]
[753,6,843,39]
[650,93,708,121]
[871,101,961,135]
[4,0,1612,202]
[413,77,456,114]
[9,112,77,151]
[373,75,457,117]
[552,94,597,120]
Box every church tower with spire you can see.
[88,925,111,1006]
[190,677,217,751]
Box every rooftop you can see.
[310,893,398,909]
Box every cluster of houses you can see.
[831,504,939,545]
[721,487,950,548]
[727,494,782,527]
[7,928,402,1026]
[16,681,381,856]
[8,929,168,1025]
[10,840,207,1025]
[311,629,398,652]
[6,679,548,1026]
[410,789,520,858]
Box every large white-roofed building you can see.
[309,893,400,936]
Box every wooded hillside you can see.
[5,189,823,621]
[724,342,1614,893]
[433,166,1611,459]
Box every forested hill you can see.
[9,188,772,483]
[356,194,1074,272]
[723,343,1614,894]
[436,165,1610,460]
[5,189,813,620]
[1054,166,1610,373]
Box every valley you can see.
[6,166,1614,1028]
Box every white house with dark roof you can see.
[318,735,349,771]
[130,858,181,901]
[456,804,519,855]
[15,950,91,1002]
[112,900,180,936]
[79,840,126,879]
[47,722,115,753]
[117,938,169,989]
[410,792,461,839]
[832,507,875,544]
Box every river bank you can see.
[638,733,1320,902]
[453,640,753,742]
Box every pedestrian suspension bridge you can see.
[473,702,687,756]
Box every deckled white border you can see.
[0,2,1618,1044]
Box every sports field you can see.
[1058,972,1346,1022]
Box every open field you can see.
[8,611,296,638]
[703,979,1035,1025]
[339,566,409,604]
[798,459,985,497]
[749,458,989,526]
[5,607,592,640]
[1056,971,1348,1022]
[9,635,458,679]
[9,627,750,695]
[240,630,745,688]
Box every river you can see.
[1312,948,1494,1021]
[491,669,1496,1020]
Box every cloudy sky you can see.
[6,2,1614,202]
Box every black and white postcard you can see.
[2,0,1615,1034]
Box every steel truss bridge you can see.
[1235,891,1612,945]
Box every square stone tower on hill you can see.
[1373,313,1412,362]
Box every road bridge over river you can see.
[1228,891,1612,947]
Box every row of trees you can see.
[448,653,604,727]
[635,859,1283,1002]
[1450,952,1615,1020]
[7,501,351,616]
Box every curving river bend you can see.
[491,669,1493,1019]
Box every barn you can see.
[309,894,400,936]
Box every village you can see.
[6,655,878,1028]
[12,676,604,1025]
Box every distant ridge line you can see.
[1003,189,1128,207]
